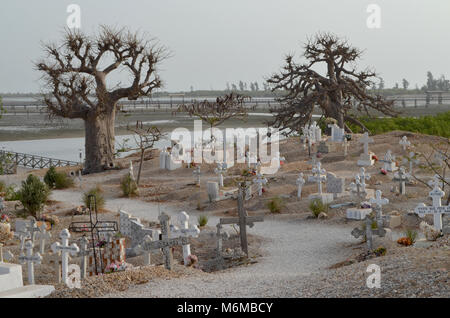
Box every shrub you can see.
[405,228,418,244]
[4,185,20,201]
[374,246,387,256]
[17,174,51,217]
[44,167,58,188]
[267,196,284,213]
[83,186,105,210]
[197,214,208,227]
[309,199,328,218]
[44,167,74,189]
[120,173,138,197]
[0,180,5,193]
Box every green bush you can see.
[83,186,105,210]
[120,173,138,197]
[197,214,208,227]
[346,111,450,138]
[17,174,51,217]
[309,199,328,218]
[267,196,284,213]
[44,167,74,189]
[5,185,20,201]
[405,228,418,244]
[0,180,5,193]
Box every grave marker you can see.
[357,132,374,166]
[51,229,80,285]
[18,240,42,285]
[36,223,51,255]
[253,173,267,196]
[399,136,411,151]
[296,173,306,199]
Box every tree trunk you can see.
[84,108,116,173]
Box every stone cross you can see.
[370,190,389,227]
[170,211,201,265]
[358,167,371,193]
[415,176,450,231]
[19,240,42,285]
[402,152,420,175]
[311,162,327,194]
[77,236,90,279]
[359,132,374,156]
[399,136,411,151]
[193,166,201,186]
[219,186,264,256]
[350,175,363,197]
[135,212,190,270]
[381,150,396,171]
[397,167,409,195]
[253,173,267,196]
[51,229,80,285]
[35,223,51,255]
[296,173,306,199]
[214,162,227,187]
[343,137,348,156]
[26,218,42,244]
[14,227,31,251]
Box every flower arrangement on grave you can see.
[0,214,13,243]
[105,260,128,273]
[96,239,107,248]
[380,168,387,175]
[397,237,413,246]
[186,254,198,267]
[371,154,378,162]
[38,214,60,228]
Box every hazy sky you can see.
[0,0,449,93]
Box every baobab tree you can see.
[36,26,167,173]
[267,33,397,134]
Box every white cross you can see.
[26,218,41,244]
[343,137,348,156]
[396,166,410,195]
[51,229,79,285]
[402,152,420,175]
[129,160,135,180]
[36,223,51,255]
[382,150,396,171]
[399,136,411,151]
[193,166,201,186]
[170,211,200,265]
[19,240,42,285]
[214,162,227,187]
[296,173,306,199]
[358,167,371,193]
[370,190,389,221]
[311,162,327,194]
[77,236,90,279]
[253,173,268,196]
[359,132,374,156]
[14,228,31,251]
[415,179,449,231]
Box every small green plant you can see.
[44,167,74,189]
[197,214,208,227]
[83,186,105,210]
[0,180,5,193]
[309,199,328,218]
[267,196,284,213]
[120,173,138,197]
[405,228,418,244]
[17,174,51,217]
[374,246,387,256]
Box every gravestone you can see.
[357,132,375,166]
[399,136,411,151]
[169,212,201,265]
[119,210,160,249]
[253,173,267,196]
[394,167,410,195]
[402,152,420,175]
[308,162,333,204]
[35,223,51,255]
[351,216,386,251]
[381,150,397,172]
[317,141,329,154]
[370,190,389,228]
[193,166,201,186]
[18,240,42,285]
[326,172,346,199]
[207,181,220,202]
[51,229,79,285]
[328,124,345,143]
[296,173,306,199]
[214,162,227,187]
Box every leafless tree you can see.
[267,33,397,134]
[36,26,168,173]
[126,121,164,185]
[177,93,249,143]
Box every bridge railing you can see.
[0,150,79,169]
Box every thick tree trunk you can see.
[84,108,116,173]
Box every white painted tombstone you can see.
[358,167,371,194]
[18,240,42,285]
[415,176,450,231]
[77,236,90,279]
[399,136,411,151]
[14,227,30,252]
[343,137,348,156]
[214,162,227,187]
[51,229,79,285]
[395,167,410,195]
[170,212,201,265]
[193,166,201,186]
[308,162,333,204]
[159,149,168,169]
[253,173,267,196]
[326,172,346,199]
[296,173,306,199]
[382,150,397,172]
[26,218,41,245]
[402,152,420,175]
[370,190,389,227]
[35,223,51,255]
[357,132,375,166]
[328,124,345,142]
[207,181,220,202]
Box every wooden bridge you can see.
[0,150,79,169]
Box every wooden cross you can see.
[219,186,264,256]
[51,229,79,285]
[253,173,267,196]
[19,240,42,285]
[36,223,51,254]
[296,173,306,199]
[415,177,450,231]
[135,212,190,270]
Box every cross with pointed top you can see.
[370,190,389,222]
[51,229,79,285]
[415,178,449,231]
[19,240,42,285]
[402,151,420,175]
[399,136,411,151]
[311,162,327,194]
